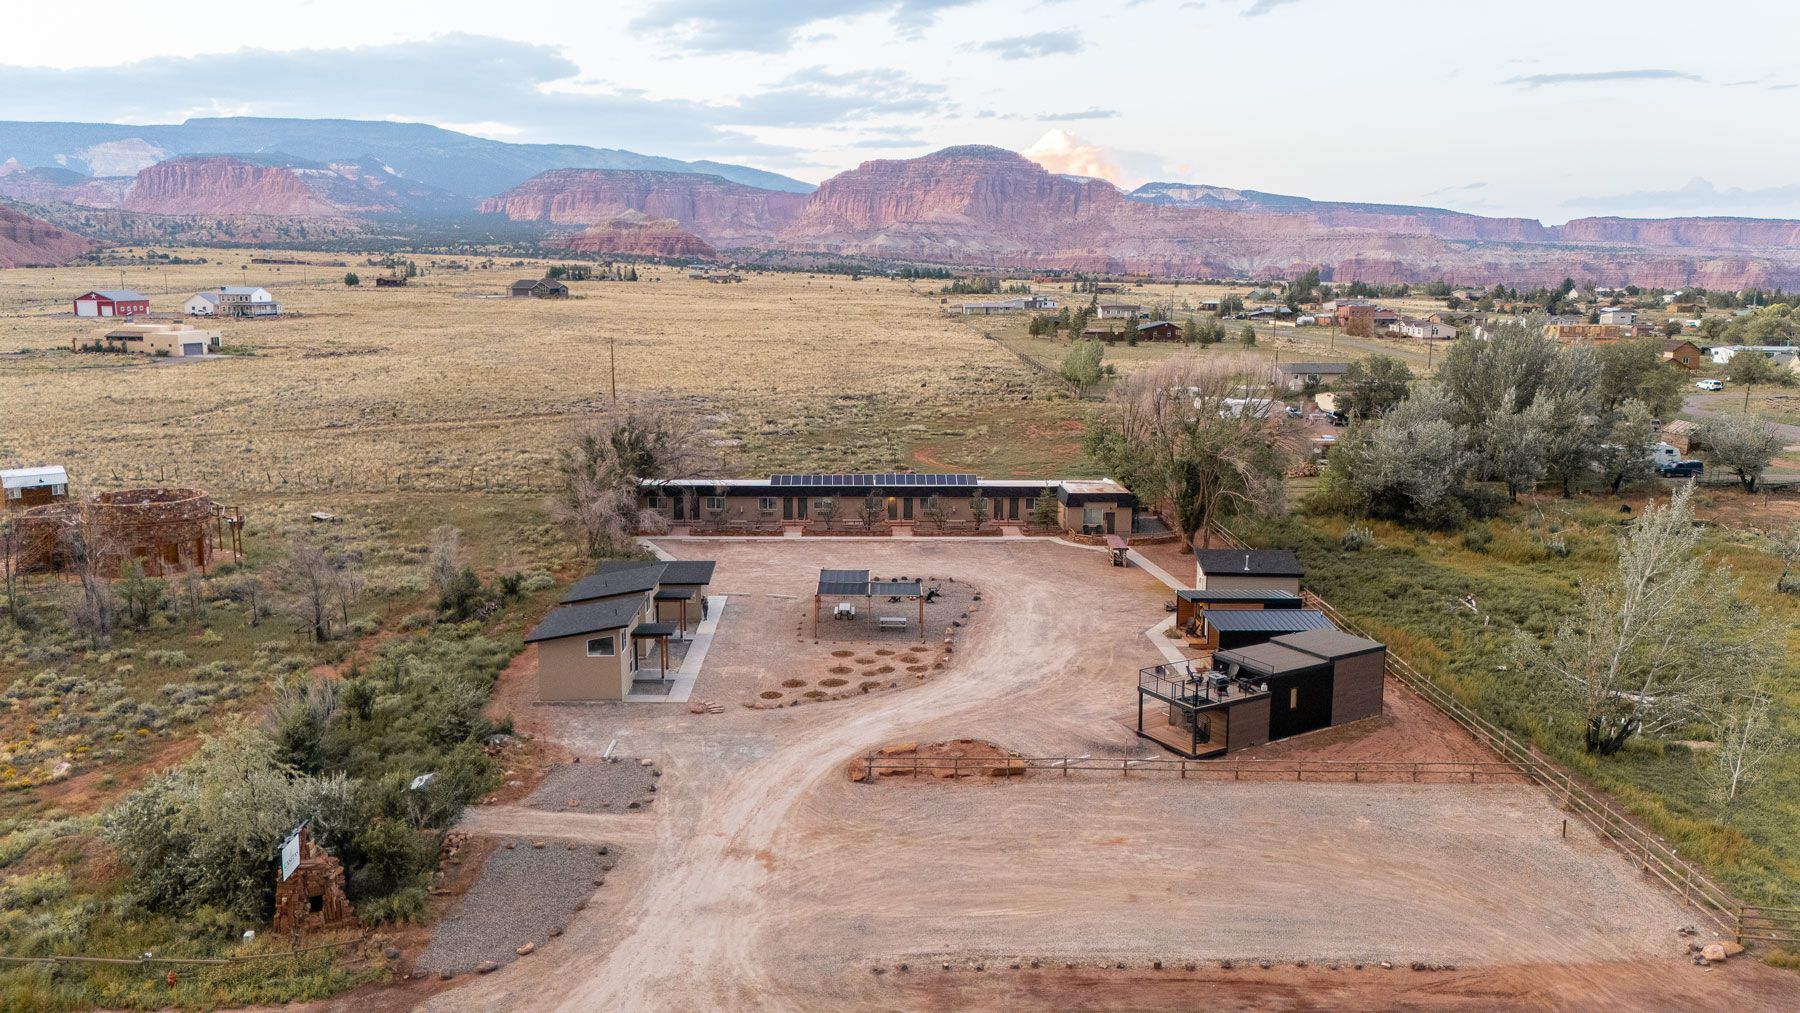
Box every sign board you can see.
[279,830,302,881]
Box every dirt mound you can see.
[848,739,1025,782]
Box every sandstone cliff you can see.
[119,156,348,217]
[480,169,806,245]
[549,211,718,259]
[0,203,97,267]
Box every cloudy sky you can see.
[2,0,1797,221]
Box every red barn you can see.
[72,290,150,317]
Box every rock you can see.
[477,961,499,974]
[639,758,655,767]
[382,946,400,961]
[548,926,563,937]
[1219,959,1232,970]
[480,169,807,247]
[1411,962,1430,971]
[532,841,545,849]
[1379,962,1393,970]
[688,702,707,714]
[871,967,885,975]
[516,943,535,956]
[598,846,610,855]
[1152,960,1162,970]
[1701,943,1728,962]
[898,963,908,972]
[1723,941,1745,957]
[627,801,640,809]
[1258,960,1272,969]
[505,842,516,850]
[439,970,453,980]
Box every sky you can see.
[2,0,1798,222]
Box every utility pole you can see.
[609,334,618,404]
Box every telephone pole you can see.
[609,334,618,404]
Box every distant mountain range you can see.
[3,117,1800,287]
[0,116,815,197]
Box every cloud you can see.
[1039,108,1119,121]
[0,36,955,168]
[718,66,947,127]
[632,0,976,53]
[1562,177,1800,218]
[1020,129,1125,185]
[1421,181,1489,198]
[1242,0,1302,16]
[1504,68,1704,87]
[973,32,1082,60]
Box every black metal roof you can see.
[1214,641,1331,677]
[868,579,922,597]
[1177,589,1302,603]
[654,588,695,600]
[596,558,715,586]
[525,599,643,643]
[631,622,677,638]
[564,559,716,603]
[1201,608,1335,633]
[1193,549,1304,578]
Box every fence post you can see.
[865,756,873,782]
[1063,758,1069,778]
[1180,760,1187,780]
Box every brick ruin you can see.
[272,828,356,936]
[13,488,216,576]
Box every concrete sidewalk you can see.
[623,594,727,704]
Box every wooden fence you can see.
[1199,522,1797,948]
[859,755,1529,782]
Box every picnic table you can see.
[833,602,857,620]
[876,616,909,631]
[1104,535,1129,567]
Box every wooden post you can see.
[812,595,819,639]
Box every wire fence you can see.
[1200,520,1797,948]
[858,755,1530,783]
[0,934,367,969]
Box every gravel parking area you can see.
[524,760,659,814]
[417,838,613,973]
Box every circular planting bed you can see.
[820,677,848,688]
[873,664,896,675]
[782,678,807,689]
[803,690,828,700]
[853,656,876,665]
[906,665,928,673]
[760,691,783,700]
[828,665,852,675]
[831,650,855,658]
[874,649,895,657]
[859,680,884,692]
[898,654,920,664]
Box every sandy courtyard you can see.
[414,537,1780,1011]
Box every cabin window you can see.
[51,485,66,496]
[646,495,666,511]
[703,496,725,511]
[3,488,17,500]
[586,636,616,657]
[1083,507,1103,526]
[758,496,779,512]
[1289,687,1299,708]
[813,497,833,511]
[1023,497,1035,512]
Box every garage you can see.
[181,342,206,357]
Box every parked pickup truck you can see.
[1659,460,1705,478]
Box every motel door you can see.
[673,496,686,521]
[783,497,794,521]
[1104,512,1116,534]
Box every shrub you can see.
[1340,524,1374,551]
[1461,525,1493,553]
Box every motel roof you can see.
[1176,589,1302,604]
[597,558,716,585]
[0,465,68,491]
[1193,549,1304,578]
[1214,641,1330,677]
[563,559,716,604]
[525,598,645,643]
[1199,608,1336,634]
[1271,628,1386,661]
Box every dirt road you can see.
[421,539,1778,1010]
[1683,393,1800,444]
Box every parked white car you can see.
[1695,379,1724,391]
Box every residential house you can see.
[1709,345,1800,370]
[72,290,149,317]
[1096,303,1141,320]
[1662,340,1704,370]
[1,465,69,510]
[1131,320,1181,342]
[1660,419,1700,453]
[510,278,570,298]
[79,322,221,357]
[959,296,1056,315]
[1398,318,1457,340]
[1271,361,1349,391]
[185,286,281,317]
[1599,306,1637,326]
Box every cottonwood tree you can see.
[1708,678,1777,819]
[1700,414,1781,492]
[1059,340,1107,398]
[1085,355,1297,548]
[1595,401,1659,494]
[1483,390,1555,501]
[1512,485,1778,755]
[425,526,465,600]
[860,489,885,528]
[1326,386,1474,525]
[58,515,119,638]
[1338,355,1413,419]
[551,408,714,556]
[274,537,360,642]
[0,518,22,626]
[1595,338,1685,416]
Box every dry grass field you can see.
[0,250,1076,498]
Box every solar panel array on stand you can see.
[770,473,977,488]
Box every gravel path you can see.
[524,760,659,814]
[417,838,612,974]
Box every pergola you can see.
[631,622,677,679]
[813,568,925,640]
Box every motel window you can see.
[1023,497,1035,511]
[646,495,666,510]
[813,497,833,511]
[586,636,616,657]
[759,496,778,512]
[1083,507,1103,527]
[704,496,725,511]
